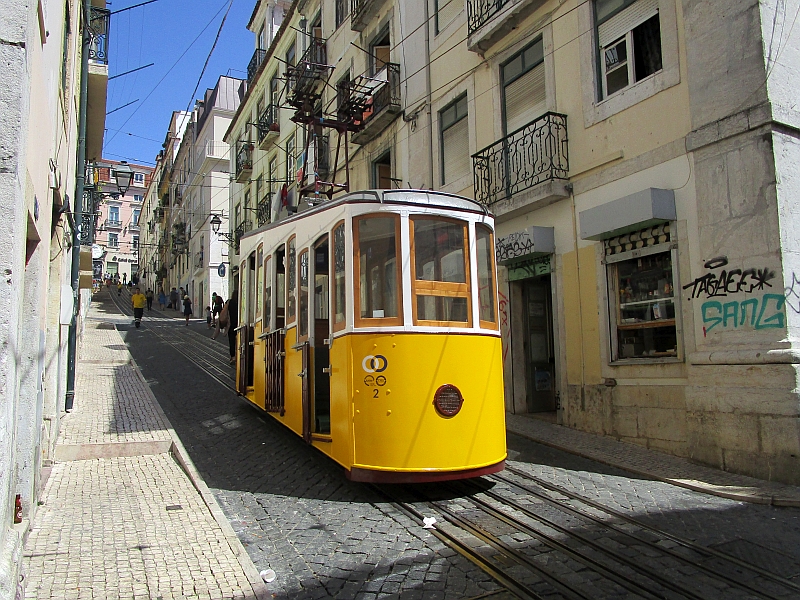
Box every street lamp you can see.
[210,213,223,234]
[113,160,134,195]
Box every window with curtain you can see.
[440,94,469,185]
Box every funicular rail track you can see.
[107,290,798,600]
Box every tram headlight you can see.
[433,384,463,417]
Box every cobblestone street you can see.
[108,291,800,599]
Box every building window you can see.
[410,217,470,325]
[269,156,278,194]
[258,24,265,50]
[132,235,139,249]
[132,209,140,225]
[354,214,401,325]
[370,29,390,75]
[133,194,143,203]
[435,0,460,33]
[440,94,469,185]
[502,38,546,134]
[286,137,295,185]
[108,233,119,248]
[373,152,392,189]
[596,0,662,99]
[286,43,295,69]
[605,225,677,360]
[133,172,145,185]
[335,0,348,28]
[109,206,120,224]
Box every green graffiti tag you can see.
[701,294,785,335]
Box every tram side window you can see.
[355,215,401,325]
[411,217,470,325]
[256,246,264,322]
[333,222,346,331]
[299,249,309,339]
[476,224,498,327]
[239,259,248,326]
[264,256,272,331]
[287,236,296,324]
[275,245,286,329]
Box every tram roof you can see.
[241,189,490,242]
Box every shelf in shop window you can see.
[617,318,676,330]
[619,297,674,308]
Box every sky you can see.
[102,0,255,168]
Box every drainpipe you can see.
[65,0,92,412]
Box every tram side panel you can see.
[349,333,506,476]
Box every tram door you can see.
[238,253,256,392]
[523,276,555,412]
[312,237,331,435]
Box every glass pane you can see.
[333,224,346,325]
[414,219,466,283]
[256,248,263,320]
[358,216,398,319]
[264,258,271,331]
[299,250,309,337]
[287,238,296,319]
[615,251,677,358]
[314,244,329,320]
[417,296,469,322]
[476,225,496,323]
[239,261,247,325]
[596,0,627,22]
[633,14,662,81]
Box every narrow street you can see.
[105,289,800,599]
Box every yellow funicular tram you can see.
[235,189,506,482]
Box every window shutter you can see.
[437,0,461,31]
[598,0,658,47]
[442,118,470,184]
[503,62,546,134]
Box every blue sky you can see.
[102,0,255,167]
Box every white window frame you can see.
[133,172,145,185]
[579,0,679,126]
[439,93,469,186]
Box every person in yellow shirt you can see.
[131,287,147,328]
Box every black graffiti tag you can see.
[683,267,775,299]
[784,272,800,314]
[496,232,535,263]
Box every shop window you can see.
[596,0,662,99]
[606,225,677,360]
[332,221,346,332]
[354,214,402,326]
[411,217,470,326]
[476,224,497,327]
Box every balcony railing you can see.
[346,64,402,145]
[257,196,271,227]
[467,0,508,35]
[351,0,389,31]
[286,38,330,109]
[198,140,228,163]
[233,222,246,253]
[247,48,267,85]
[472,112,569,206]
[105,218,122,228]
[258,104,280,149]
[235,142,254,183]
[88,7,111,65]
[194,252,204,269]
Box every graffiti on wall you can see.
[784,273,800,315]
[496,231,537,263]
[684,257,789,336]
[498,290,511,362]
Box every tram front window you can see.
[411,217,470,325]
[476,224,497,326]
[356,215,400,323]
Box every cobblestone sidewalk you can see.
[506,413,800,506]
[22,294,267,599]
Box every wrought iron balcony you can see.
[258,104,280,149]
[233,222,246,253]
[472,112,569,206]
[285,38,330,113]
[194,252,204,269]
[257,196,271,227]
[467,0,507,36]
[105,218,122,228]
[343,64,402,145]
[297,135,330,195]
[235,141,254,183]
[247,48,267,85]
[88,7,111,65]
[351,0,389,31]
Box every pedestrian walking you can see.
[206,306,213,328]
[158,289,167,310]
[183,294,193,326]
[145,288,154,311]
[169,287,178,310]
[212,299,228,340]
[213,293,223,326]
[117,281,122,296]
[131,287,146,328]
[122,272,127,284]
[227,290,238,364]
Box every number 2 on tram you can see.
[235,190,506,482]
